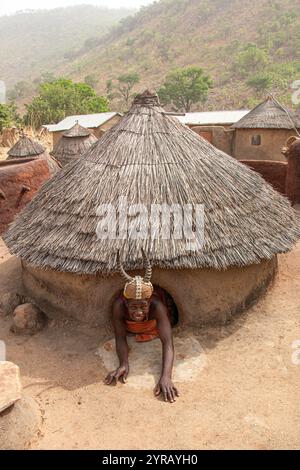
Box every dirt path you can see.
[0,237,300,450]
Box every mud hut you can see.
[51,122,97,167]
[4,91,300,328]
[282,136,300,206]
[0,134,60,234]
[232,96,297,162]
[7,133,60,176]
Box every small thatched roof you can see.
[63,122,92,138]
[5,90,300,275]
[232,96,296,130]
[51,123,97,167]
[7,135,46,159]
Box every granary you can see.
[0,134,60,234]
[44,112,122,146]
[231,96,298,162]
[51,122,97,167]
[4,91,300,328]
[6,133,60,176]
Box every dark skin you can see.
[105,296,179,403]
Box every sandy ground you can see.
[0,237,300,450]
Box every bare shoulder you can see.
[112,296,126,320]
[150,297,168,318]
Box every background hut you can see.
[232,96,298,162]
[4,91,300,328]
[51,122,97,167]
[0,134,60,234]
[7,133,60,176]
[282,136,300,206]
[44,112,122,147]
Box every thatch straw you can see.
[5,90,300,275]
[7,135,46,158]
[232,96,296,129]
[51,123,97,167]
[6,134,60,176]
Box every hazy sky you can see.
[0,0,154,16]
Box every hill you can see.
[0,5,133,90]
[60,0,300,110]
[1,0,300,112]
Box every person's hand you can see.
[154,377,179,403]
[105,365,129,385]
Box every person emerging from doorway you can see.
[105,251,179,403]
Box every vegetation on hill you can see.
[1,0,299,113]
[0,104,20,131]
[59,0,300,111]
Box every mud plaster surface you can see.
[97,336,207,388]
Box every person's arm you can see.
[105,298,129,385]
[153,301,179,403]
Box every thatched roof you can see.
[232,96,296,130]
[51,123,97,167]
[5,90,300,275]
[63,122,92,138]
[7,135,46,159]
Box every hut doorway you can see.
[153,285,179,327]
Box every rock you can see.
[0,362,22,413]
[0,292,22,317]
[11,303,47,335]
[0,395,40,450]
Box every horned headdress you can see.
[117,250,153,300]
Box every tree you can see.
[24,78,110,129]
[117,73,140,108]
[0,103,19,131]
[234,43,269,77]
[247,73,272,94]
[158,67,213,112]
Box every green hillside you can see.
[60,0,300,110]
[1,0,299,111]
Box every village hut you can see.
[51,122,97,167]
[0,134,60,234]
[232,96,298,162]
[4,91,300,328]
[282,136,300,206]
[7,133,60,176]
[44,112,122,146]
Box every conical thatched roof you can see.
[232,96,296,129]
[63,122,92,138]
[51,123,97,167]
[7,135,46,159]
[5,91,300,274]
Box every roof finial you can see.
[133,90,160,107]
